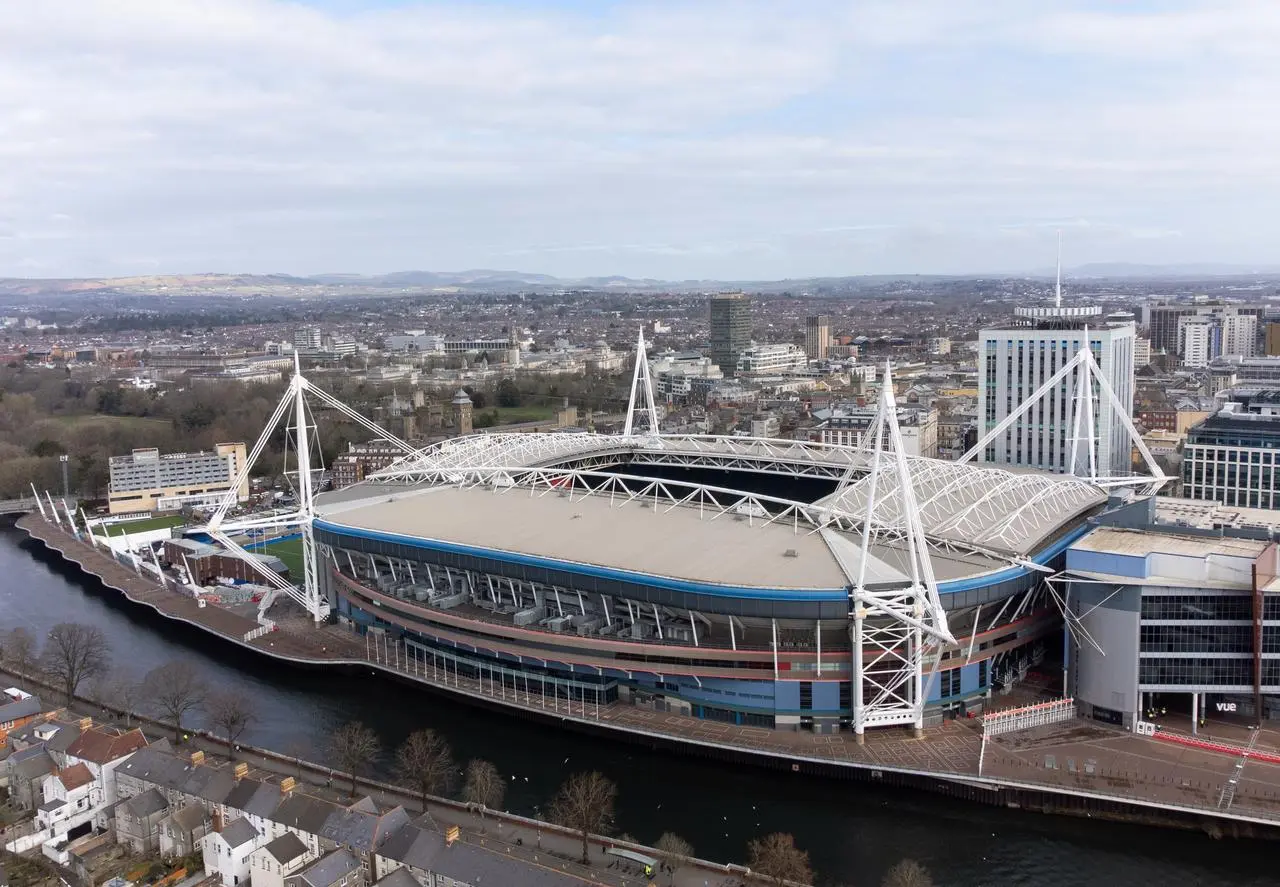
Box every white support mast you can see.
[822,362,955,741]
[623,327,660,439]
[200,353,420,623]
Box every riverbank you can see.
[17,513,1280,840]
[0,664,753,887]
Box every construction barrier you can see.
[1153,730,1280,766]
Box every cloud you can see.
[0,1,1278,278]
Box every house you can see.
[0,692,42,742]
[375,819,586,887]
[38,762,97,838]
[5,716,83,758]
[220,768,284,837]
[4,746,56,811]
[159,803,212,858]
[61,725,148,806]
[285,849,362,887]
[116,745,236,812]
[115,787,170,853]
[250,831,316,887]
[204,817,265,887]
[266,792,343,856]
[317,798,410,884]
[370,870,420,887]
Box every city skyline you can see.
[5,2,1280,280]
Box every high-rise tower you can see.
[804,314,830,360]
[977,238,1135,477]
[709,292,751,377]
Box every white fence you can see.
[243,622,276,642]
[982,697,1076,737]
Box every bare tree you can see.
[92,667,142,725]
[882,859,934,887]
[329,721,381,798]
[462,759,504,813]
[207,691,257,757]
[41,623,110,704]
[142,660,208,739]
[548,771,616,865]
[395,729,455,809]
[1,626,39,679]
[654,832,694,881]
[285,738,311,780]
[747,832,813,886]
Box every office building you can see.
[1265,322,1280,357]
[1178,316,1221,368]
[293,327,323,352]
[804,315,830,361]
[735,343,808,377]
[1065,497,1280,729]
[928,337,952,356]
[1222,313,1258,358]
[108,443,249,515]
[1181,393,1280,509]
[806,405,939,458]
[1147,301,1264,359]
[708,293,751,377]
[1133,337,1151,367]
[978,286,1135,477]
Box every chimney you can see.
[212,807,225,833]
[190,751,205,766]
[234,762,249,780]
[78,717,93,730]
[280,777,296,794]
[445,825,460,847]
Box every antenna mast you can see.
[1055,229,1063,309]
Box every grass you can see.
[258,537,305,577]
[92,514,187,536]
[484,405,559,425]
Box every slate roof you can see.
[5,718,81,753]
[320,803,410,852]
[371,868,419,887]
[121,788,168,819]
[114,746,236,805]
[262,832,311,867]
[65,727,147,764]
[0,696,43,724]
[9,747,55,780]
[56,762,94,792]
[221,817,260,850]
[166,804,209,833]
[272,794,343,837]
[292,850,360,887]
[224,779,283,819]
[377,821,589,887]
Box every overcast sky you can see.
[3,0,1278,280]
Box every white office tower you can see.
[978,247,1135,478]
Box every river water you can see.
[3,528,1275,887]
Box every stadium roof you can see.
[316,432,1109,590]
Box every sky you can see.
[3,0,1279,280]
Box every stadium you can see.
[310,403,1116,737]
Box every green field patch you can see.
[92,514,187,536]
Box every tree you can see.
[41,623,110,704]
[496,377,521,408]
[207,691,257,757]
[142,660,208,739]
[395,729,455,809]
[548,771,617,864]
[747,833,813,886]
[654,832,694,883]
[2,626,39,679]
[882,859,934,887]
[92,666,142,725]
[462,759,504,813]
[329,721,381,798]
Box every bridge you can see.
[0,497,39,515]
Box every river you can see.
[3,527,1275,887]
